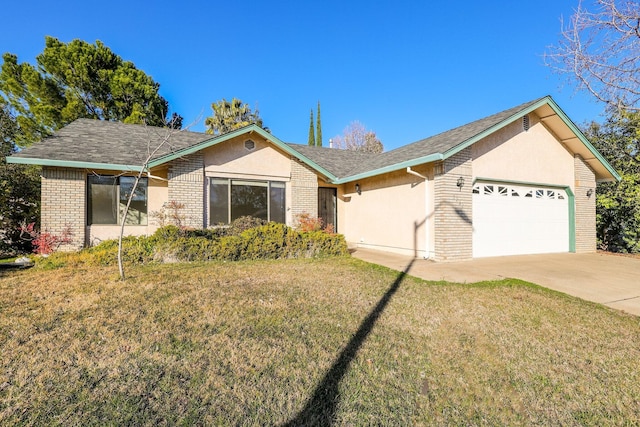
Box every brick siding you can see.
[433,148,473,261]
[574,154,597,253]
[168,154,205,228]
[41,167,86,250]
[290,159,318,220]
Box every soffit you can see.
[535,104,614,181]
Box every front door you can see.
[318,187,337,231]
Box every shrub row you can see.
[43,219,349,268]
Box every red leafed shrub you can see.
[294,213,335,234]
[19,222,73,255]
[295,213,324,232]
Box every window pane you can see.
[231,181,268,221]
[120,177,148,225]
[88,176,118,225]
[210,178,229,224]
[270,182,286,223]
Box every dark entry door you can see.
[318,187,337,231]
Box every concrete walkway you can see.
[351,248,640,316]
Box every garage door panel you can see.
[472,183,569,258]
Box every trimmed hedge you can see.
[42,220,349,268]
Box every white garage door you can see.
[472,182,569,258]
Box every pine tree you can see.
[308,109,315,146]
[316,101,322,147]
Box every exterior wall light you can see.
[456,177,465,188]
[586,188,594,198]
[355,183,361,195]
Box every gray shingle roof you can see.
[285,143,379,178]
[346,97,545,176]
[10,97,545,179]
[293,97,544,179]
[11,118,210,166]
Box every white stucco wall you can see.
[472,114,575,188]
[340,166,430,257]
[203,135,291,180]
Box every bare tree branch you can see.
[545,0,640,111]
[116,115,197,280]
[332,121,384,153]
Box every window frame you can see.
[208,177,286,226]
[87,175,148,226]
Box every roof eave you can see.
[544,99,621,182]
[331,153,444,184]
[6,156,144,171]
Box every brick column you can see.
[290,159,318,221]
[41,167,86,250]
[168,154,205,228]
[574,154,597,253]
[433,148,473,261]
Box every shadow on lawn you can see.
[282,259,415,426]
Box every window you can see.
[88,176,148,225]
[209,178,286,225]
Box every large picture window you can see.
[209,178,286,225]
[88,176,148,225]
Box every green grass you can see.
[1,257,639,425]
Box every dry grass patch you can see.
[1,258,639,425]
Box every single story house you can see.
[8,95,620,261]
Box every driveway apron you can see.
[351,249,640,316]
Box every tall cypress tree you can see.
[308,109,315,146]
[316,101,322,147]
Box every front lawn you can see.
[1,258,639,425]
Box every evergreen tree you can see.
[0,37,182,255]
[316,101,322,147]
[583,110,640,252]
[308,108,315,146]
[0,103,40,255]
[0,36,181,147]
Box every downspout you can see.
[406,166,427,180]
[406,167,430,259]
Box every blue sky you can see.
[1,0,604,150]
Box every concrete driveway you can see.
[351,249,640,316]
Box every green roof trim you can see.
[331,153,444,184]
[6,156,144,171]
[147,124,339,181]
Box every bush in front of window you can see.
[154,222,348,262]
[36,219,349,268]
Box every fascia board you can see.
[6,156,143,171]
